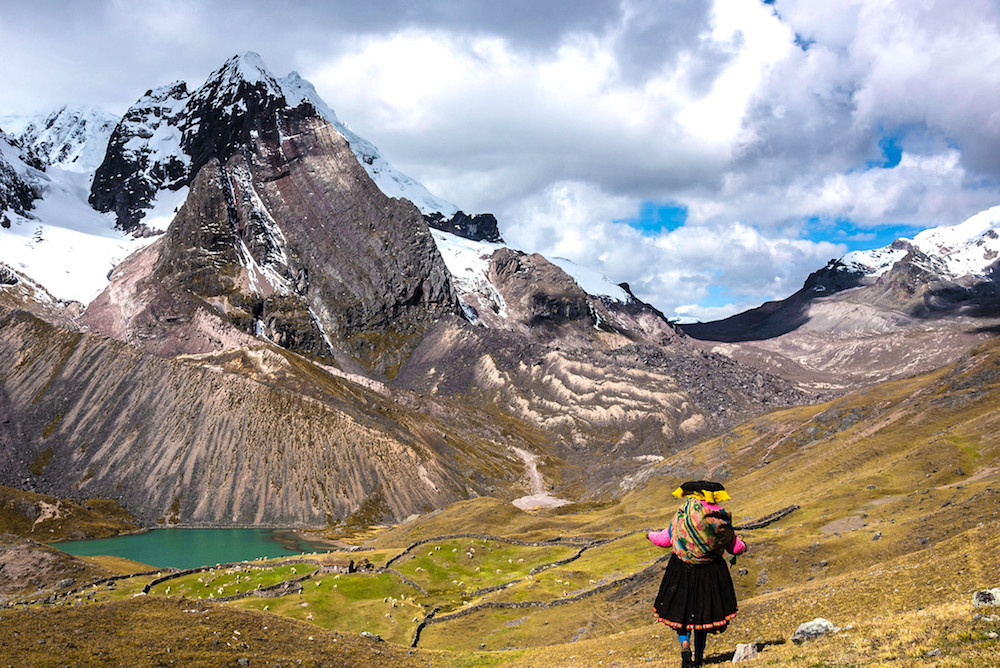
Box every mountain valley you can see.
[1,51,999,666]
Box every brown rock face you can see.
[243,108,458,375]
[463,247,682,350]
[487,248,594,339]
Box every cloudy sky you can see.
[4,0,1000,320]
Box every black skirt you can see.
[653,554,738,632]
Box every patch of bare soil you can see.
[0,534,108,604]
[819,515,867,534]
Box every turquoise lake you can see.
[54,529,334,570]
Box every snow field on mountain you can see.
[548,256,630,302]
[430,228,508,319]
[0,170,156,303]
[20,107,117,173]
[910,204,1000,278]
[841,246,908,277]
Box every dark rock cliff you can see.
[0,134,40,221]
[425,211,503,243]
[89,82,191,231]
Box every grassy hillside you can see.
[0,485,138,540]
[1,339,999,665]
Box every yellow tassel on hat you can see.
[673,486,730,504]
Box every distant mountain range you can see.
[684,206,1000,342]
[1,52,998,526]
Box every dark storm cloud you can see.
[0,0,718,114]
[0,0,630,112]
[612,0,719,86]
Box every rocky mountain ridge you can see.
[13,106,117,173]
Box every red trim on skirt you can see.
[653,607,737,631]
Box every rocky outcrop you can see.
[488,248,594,339]
[89,82,191,231]
[974,588,1000,607]
[731,643,760,661]
[458,247,682,349]
[791,618,841,644]
[425,211,502,243]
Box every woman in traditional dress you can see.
[648,480,746,667]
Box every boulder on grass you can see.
[791,618,840,644]
[731,643,759,662]
[973,588,1000,608]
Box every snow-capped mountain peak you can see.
[90,52,459,231]
[187,51,286,113]
[227,51,276,86]
[908,205,1000,278]
[838,205,1000,281]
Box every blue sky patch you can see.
[618,201,688,236]
[794,33,815,51]
[865,131,905,170]
[803,217,926,253]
